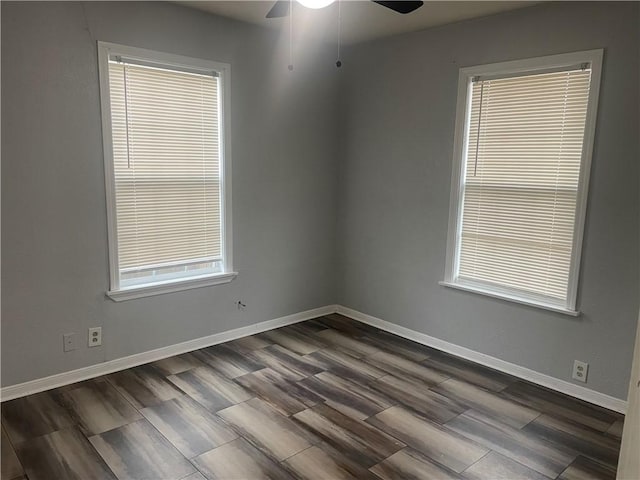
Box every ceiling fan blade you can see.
[371,1,424,14]
[266,0,290,18]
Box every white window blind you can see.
[457,67,592,304]
[108,60,223,287]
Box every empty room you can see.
[1,1,639,479]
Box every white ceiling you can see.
[180,1,539,45]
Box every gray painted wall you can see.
[3,1,638,401]
[338,1,639,399]
[1,1,340,386]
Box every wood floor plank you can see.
[193,438,294,480]
[558,455,617,480]
[522,414,621,468]
[180,472,207,480]
[1,391,74,444]
[305,348,387,385]
[90,419,195,480]
[368,406,488,473]
[224,335,272,353]
[370,448,463,480]
[432,378,540,428]
[252,344,323,381]
[218,397,318,461]
[605,420,624,439]
[445,409,577,478]
[140,395,238,458]
[260,328,326,355]
[316,314,380,337]
[292,403,405,468]
[500,381,622,433]
[235,368,322,416]
[421,353,516,392]
[462,451,551,480]
[16,427,116,480]
[358,331,436,362]
[193,344,264,379]
[167,366,252,412]
[370,375,466,424]
[315,328,381,358]
[150,353,206,376]
[59,381,142,436]
[286,319,332,336]
[107,364,183,409]
[364,350,449,385]
[1,426,24,480]
[284,444,378,480]
[298,371,394,420]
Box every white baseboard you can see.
[0,305,338,402]
[336,305,628,414]
[2,303,628,414]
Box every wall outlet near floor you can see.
[88,327,102,347]
[63,333,76,352]
[572,360,588,382]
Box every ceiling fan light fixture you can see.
[297,0,336,9]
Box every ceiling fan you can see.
[266,0,424,18]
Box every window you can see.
[98,43,235,301]
[442,50,603,315]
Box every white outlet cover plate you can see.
[88,327,102,347]
[572,360,588,382]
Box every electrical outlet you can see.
[88,327,102,347]
[572,360,588,383]
[63,333,76,352]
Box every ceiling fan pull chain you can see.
[288,0,294,71]
[336,0,342,68]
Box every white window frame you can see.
[440,50,603,316]
[97,42,236,302]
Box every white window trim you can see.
[442,49,604,315]
[97,41,236,302]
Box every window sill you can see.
[107,272,238,302]
[438,281,580,317]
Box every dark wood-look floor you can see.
[1,314,624,480]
